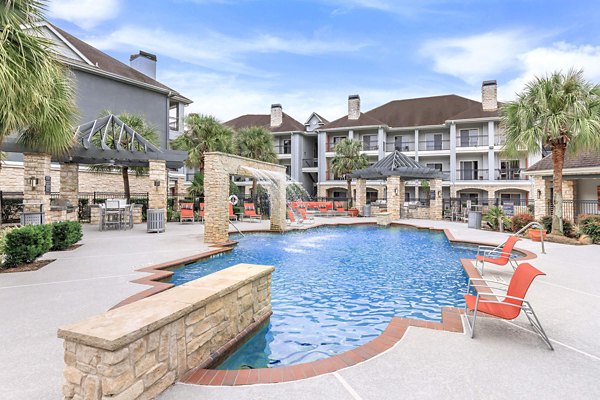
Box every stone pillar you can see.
[23,153,51,216]
[355,179,366,213]
[148,160,167,213]
[533,176,551,220]
[386,176,404,220]
[562,180,575,201]
[487,188,496,203]
[268,177,286,232]
[430,179,443,220]
[60,163,79,207]
[204,157,230,244]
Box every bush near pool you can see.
[51,221,83,251]
[579,214,600,244]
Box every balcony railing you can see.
[456,135,489,147]
[303,158,318,168]
[326,171,344,180]
[326,141,340,152]
[440,171,451,181]
[362,142,379,151]
[495,168,527,180]
[418,139,450,151]
[169,116,179,131]
[494,136,507,146]
[385,141,415,152]
[456,169,489,181]
[274,144,292,155]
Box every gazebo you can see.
[351,150,444,220]
[1,114,187,224]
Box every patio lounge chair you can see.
[243,203,262,222]
[180,202,195,224]
[297,208,314,224]
[228,203,238,221]
[475,235,520,274]
[287,210,302,226]
[464,262,553,350]
[199,203,205,222]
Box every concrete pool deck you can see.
[0,218,599,399]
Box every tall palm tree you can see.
[502,69,600,234]
[234,126,278,196]
[330,139,368,207]
[0,0,76,154]
[171,113,233,170]
[89,112,158,202]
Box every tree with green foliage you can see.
[89,112,158,203]
[330,139,368,207]
[0,0,77,154]
[234,126,278,196]
[187,172,204,198]
[171,114,233,170]
[501,70,600,235]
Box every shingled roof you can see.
[351,150,442,179]
[224,113,305,133]
[323,112,386,130]
[48,24,192,103]
[527,151,600,173]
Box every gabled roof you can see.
[224,113,305,133]
[305,112,329,125]
[527,151,600,173]
[351,150,442,179]
[44,23,192,104]
[323,112,387,130]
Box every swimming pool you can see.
[169,225,477,369]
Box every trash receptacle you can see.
[147,208,165,233]
[468,211,482,229]
[363,204,372,217]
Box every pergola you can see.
[1,114,187,224]
[351,150,444,220]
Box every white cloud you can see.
[420,30,534,85]
[48,0,121,29]
[86,26,370,76]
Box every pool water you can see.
[169,225,477,369]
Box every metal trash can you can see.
[468,211,482,229]
[363,204,372,217]
[147,208,165,233]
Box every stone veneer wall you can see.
[386,177,404,220]
[58,263,273,400]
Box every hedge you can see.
[579,214,600,244]
[51,221,83,251]
[4,225,53,267]
[539,216,576,238]
[511,213,534,233]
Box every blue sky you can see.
[48,0,600,122]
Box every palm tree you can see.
[187,172,204,197]
[330,139,368,207]
[234,126,278,196]
[89,112,158,202]
[171,114,233,170]
[502,69,600,234]
[0,0,77,154]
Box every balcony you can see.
[362,142,379,151]
[456,169,489,181]
[385,141,415,152]
[494,135,507,146]
[274,144,292,155]
[456,135,489,148]
[169,116,179,131]
[303,158,318,168]
[440,171,451,181]
[325,171,344,181]
[495,168,527,180]
[418,139,450,151]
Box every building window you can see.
[499,193,521,202]
[283,139,291,154]
[459,160,479,180]
[285,165,291,176]
[426,163,443,171]
[362,135,378,151]
[499,160,521,180]
[459,128,479,147]
[169,102,179,131]
[366,190,378,204]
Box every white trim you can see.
[447,116,500,123]
[526,166,600,176]
[40,23,95,66]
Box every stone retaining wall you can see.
[58,263,274,400]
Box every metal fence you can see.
[0,191,24,224]
[77,192,149,223]
[443,197,535,218]
[548,200,600,222]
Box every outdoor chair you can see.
[464,262,553,350]
[297,208,315,224]
[199,203,205,222]
[243,203,262,222]
[228,203,238,221]
[476,235,520,274]
[103,201,122,230]
[287,210,302,226]
[180,202,195,224]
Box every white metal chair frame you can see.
[475,244,519,274]
[464,278,554,350]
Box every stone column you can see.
[487,188,496,203]
[562,180,575,201]
[533,176,551,220]
[386,176,404,220]
[59,163,79,207]
[429,179,443,220]
[268,177,286,232]
[23,153,51,217]
[204,156,230,243]
[148,160,167,213]
[355,179,366,213]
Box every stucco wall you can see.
[577,178,600,201]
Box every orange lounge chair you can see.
[228,203,238,221]
[243,203,262,222]
[180,202,195,224]
[199,203,205,222]
[475,235,520,274]
[297,208,314,224]
[464,262,553,350]
[287,210,302,226]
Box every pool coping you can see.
[114,220,538,385]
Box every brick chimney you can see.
[481,80,498,111]
[270,104,283,127]
[348,94,360,120]
[130,51,157,79]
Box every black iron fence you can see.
[0,191,24,224]
[548,200,600,222]
[77,192,149,223]
[443,197,535,218]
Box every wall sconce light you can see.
[394,188,398,196]
[537,189,541,199]
[154,180,161,187]
[28,176,39,189]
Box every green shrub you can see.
[51,221,83,251]
[539,216,576,238]
[511,213,534,232]
[4,225,53,267]
[579,214,600,244]
[0,227,17,264]
[483,206,511,231]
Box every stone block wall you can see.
[355,179,366,212]
[148,160,167,213]
[23,153,51,214]
[58,263,274,400]
[386,177,404,220]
